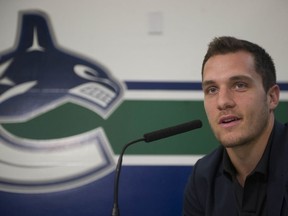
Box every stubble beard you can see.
[215,106,270,149]
[216,112,269,148]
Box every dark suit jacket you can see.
[183,121,288,216]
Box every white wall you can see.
[0,0,287,83]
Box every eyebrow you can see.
[202,80,215,88]
[202,75,253,88]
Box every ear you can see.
[267,84,280,110]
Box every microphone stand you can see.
[111,119,202,216]
[111,138,145,216]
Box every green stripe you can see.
[2,100,288,155]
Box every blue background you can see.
[0,166,192,216]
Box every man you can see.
[183,36,288,215]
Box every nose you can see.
[217,88,236,110]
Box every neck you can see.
[226,117,274,186]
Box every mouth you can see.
[219,115,241,127]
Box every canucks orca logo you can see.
[0,11,124,193]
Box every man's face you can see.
[202,51,276,148]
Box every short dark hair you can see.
[201,36,276,92]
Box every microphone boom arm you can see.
[111,119,202,216]
[112,138,145,216]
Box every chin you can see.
[218,135,246,148]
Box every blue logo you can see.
[0,11,124,193]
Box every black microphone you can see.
[143,119,202,142]
[111,120,202,216]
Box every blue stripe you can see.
[0,166,191,216]
[279,82,288,91]
[125,81,202,90]
[125,81,288,91]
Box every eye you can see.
[74,64,100,81]
[234,82,247,91]
[205,86,218,95]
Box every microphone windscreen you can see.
[143,120,202,142]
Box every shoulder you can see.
[274,121,288,136]
[183,146,225,214]
[194,146,224,176]
[268,121,288,175]
[272,121,288,150]
[188,146,224,191]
